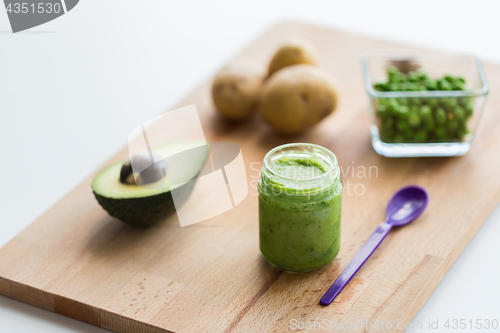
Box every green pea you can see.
[427,97,439,107]
[435,108,447,125]
[382,117,394,130]
[434,128,447,141]
[408,71,419,82]
[419,105,432,118]
[377,106,388,120]
[416,70,429,81]
[452,105,466,121]
[388,101,401,114]
[378,98,389,107]
[452,80,464,90]
[457,129,468,141]
[396,120,409,132]
[456,76,466,83]
[408,112,421,128]
[390,98,401,106]
[398,97,409,105]
[448,119,460,133]
[400,82,411,91]
[377,103,388,111]
[424,118,435,131]
[388,68,403,83]
[387,97,398,104]
[409,105,419,115]
[397,105,410,120]
[408,83,420,91]
[410,97,422,106]
[438,80,452,90]
[388,82,400,91]
[374,82,388,91]
[404,129,415,141]
[464,103,474,117]
[394,134,404,143]
[424,79,438,90]
[398,73,407,82]
[438,97,447,104]
[459,120,468,130]
[442,97,458,110]
[444,75,454,83]
[414,129,428,142]
[459,96,472,105]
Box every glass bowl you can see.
[362,53,489,157]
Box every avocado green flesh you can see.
[92,140,208,226]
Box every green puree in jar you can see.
[258,146,342,271]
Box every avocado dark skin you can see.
[93,176,197,226]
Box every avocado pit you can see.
[119,151,166,185]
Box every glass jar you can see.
[258,143,343,271]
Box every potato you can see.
[268,38,318,77]
[211,64,264,121]
[260,64,339,135]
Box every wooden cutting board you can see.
[1,22,500,333]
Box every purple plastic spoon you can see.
[320,185,429,306]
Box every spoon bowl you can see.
[386,185,429,226]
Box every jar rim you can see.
[263,143,339,182]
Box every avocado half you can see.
[92,141,209,226]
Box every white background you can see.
[1,1,500,332]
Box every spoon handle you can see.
[320,221,392,306]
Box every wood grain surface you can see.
[1,22,500,333]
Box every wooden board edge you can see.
[0,277,173,333]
